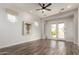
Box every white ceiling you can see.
[0,3,79,18]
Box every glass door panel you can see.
[58,23,64,39]
[51,24,57,39]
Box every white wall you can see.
[73,10,78,44]
[45,17,74,42]
[78,8,79,46]
[65,17,74,42]
[0,7,41,48]
[40,19,46,39]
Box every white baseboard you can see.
[0,39,40,49]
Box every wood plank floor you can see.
[0,39,79,55]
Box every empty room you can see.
[0,3,79,55]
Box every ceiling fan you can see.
[36,3,52,13]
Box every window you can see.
[6,9,17,23]
[7,13,17,22]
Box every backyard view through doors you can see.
[51,23,64,40]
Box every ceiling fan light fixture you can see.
[42,9,45,11]
[42,9,45,13]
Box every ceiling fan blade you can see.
[43,4,45,7]
[45,3,52,8]
[45,8,51,11]
[38,3,43,7]
[36,9,42,10]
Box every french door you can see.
[51,23,64,40]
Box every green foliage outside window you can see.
[51,30,57,36]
